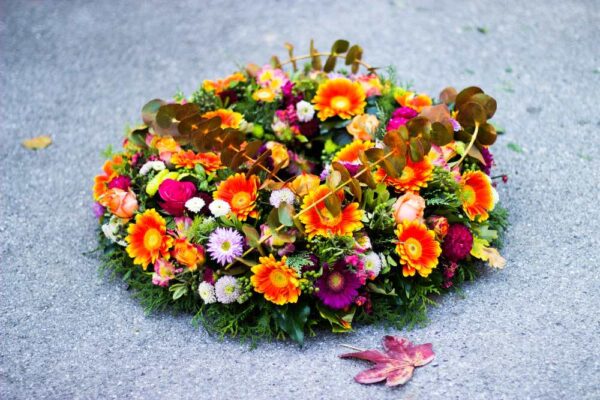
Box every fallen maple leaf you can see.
[22,135,52,150]
[339,335,435,386]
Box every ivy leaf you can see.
[340,336,435,387]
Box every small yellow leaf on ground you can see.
[22,135,52,150]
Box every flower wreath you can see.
[93,40,508,344]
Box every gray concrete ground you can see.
[1,0,599,399]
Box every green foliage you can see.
[189,88,220,114]
[421,167,461,210]
[487,204,509,248]
[188,215,219,244]
[307,235,356,264]
[285,252,314,272]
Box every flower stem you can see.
[339,344,366,352]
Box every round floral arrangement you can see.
[93,40,508,344]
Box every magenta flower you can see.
[107,175,131,191]
[442,224,473,262]
[315,258,363,310]
[158,179,197,217]
[386,107,419,131]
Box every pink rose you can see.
[392,192,425,224]
[158,179,197,216]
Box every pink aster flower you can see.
[207,228,244,266]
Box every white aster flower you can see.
[139,160,166,176]
[215,276,241,304]
[269,188,295,208]
[271,116,287,135]
[209,199,231,217]
[361,251,382,279]
[198,281,217,304]
[296,100,315,122]
[185,197,206,213]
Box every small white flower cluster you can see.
[139,160,166,176]
[198,281,217,304]
[209,199,231,217]
[101,217,127,247]
[295,100,315,122]
[361,251,382,279]
[269,188,295,208]
[185,197,206,213]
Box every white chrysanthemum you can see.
[296,100,315,122]
[139,160,166,176]
[185,197,206,213]
[269,188,295,208]
[215,276,241,304]
[361,251,382,279]
[198,281,217,304]
[101,217,127,246]
[271,115,287,135]
[209,199,231,217]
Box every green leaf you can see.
[278,203,295,227]
[316,303,355,333]
[274,304,310,345]
[331,39,350,54]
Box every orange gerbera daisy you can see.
[202,109,243,129]
[125,209,174,270]
[299,185,363,239]
[312,78,366,121]
[203,72,246,94]
[460,170,497,221]
[251,254,301,305]
[395,220,441,278]
[171,150,222,173]
[93,154,124,200]
[333,140,374,164]
[374,156,434,193]
[394,90,433,112]
[213,173,259,221]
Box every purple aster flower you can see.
[92,202,105,219]
[315,259,363,310]
[207,228,244,266]
[442,224,473,262]
[480,147,494,175]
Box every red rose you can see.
[158,179,197,216]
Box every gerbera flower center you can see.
[462,186,476,206]
[143,228,162,251]
[231,192,252,209]
[404,238,423,259]
[401,166,415,181]
[319,207,342,226]
[327,271,346,292]
[269,270,289,288]
[331,96,351,111]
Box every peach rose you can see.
[98,188,138,219]
[289,173,320,198]
[346,114,379,141]
[266,141,290,168]
[172,238,205,271]
[392,192,425,224]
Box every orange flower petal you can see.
[312,78,366,121]
[395,220,441,278]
